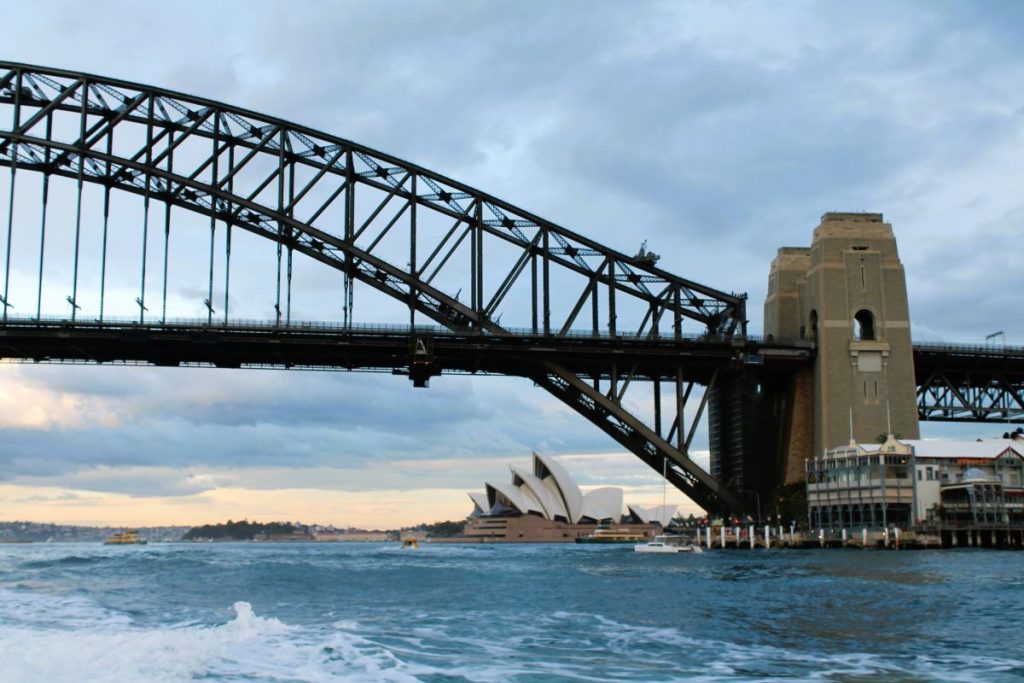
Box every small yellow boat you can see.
[103,530,147,545]
[402,538,419,549]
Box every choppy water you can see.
[1,542,1022,682]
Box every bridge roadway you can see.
[914,341,1024,377]
[3,319,1024,420]
[0,318,812,383]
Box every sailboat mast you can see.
[661,457,667,515]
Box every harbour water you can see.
[1,542,1022,682]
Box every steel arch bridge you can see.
[0,62,765,514]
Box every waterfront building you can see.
[806,434,1024,529]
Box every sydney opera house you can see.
[435,452,676,543]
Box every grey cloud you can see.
[16,492,83,503]
[2,1,1024,502]
[0,367,621,481]
[14,468,222,498]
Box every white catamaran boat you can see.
[634,535,703,554]
[634,458,702,554]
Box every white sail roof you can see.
[510,466,568,521]
[581,487,623,522]
[486,481,545,517]
[468,492,490,516]
[533,452,583,523]
[628,504,677,527]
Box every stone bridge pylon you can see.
[760,212,921,491]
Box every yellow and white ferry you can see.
[575,526,649,544]
[103,530,147,545]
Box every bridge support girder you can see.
[534,360,743,515]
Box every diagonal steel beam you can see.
[536,359,742,513]
[10,78,83,138]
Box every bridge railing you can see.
[35,315,1024,356]
[914,340,1024,356]
[0,313,777,344]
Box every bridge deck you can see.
[0,318,811,382]
[5,318,1023,381]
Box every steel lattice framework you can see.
[0,62,750,513]
[918,375,1024,422]
[915,344,1024,424]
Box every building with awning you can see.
[806,433,1024,530]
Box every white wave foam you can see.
[0,598,439,683]
[0,601,289,682]
[2,587,1020,682]
[0,587,132,631]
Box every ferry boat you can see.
[103,530,147,545]
[634,535,702,554]
[575,527,648,544]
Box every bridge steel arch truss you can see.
[917,373,1024,423]
[915,345,1024,424]
[0,62,748,514]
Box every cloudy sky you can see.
[2,1,1023,527]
